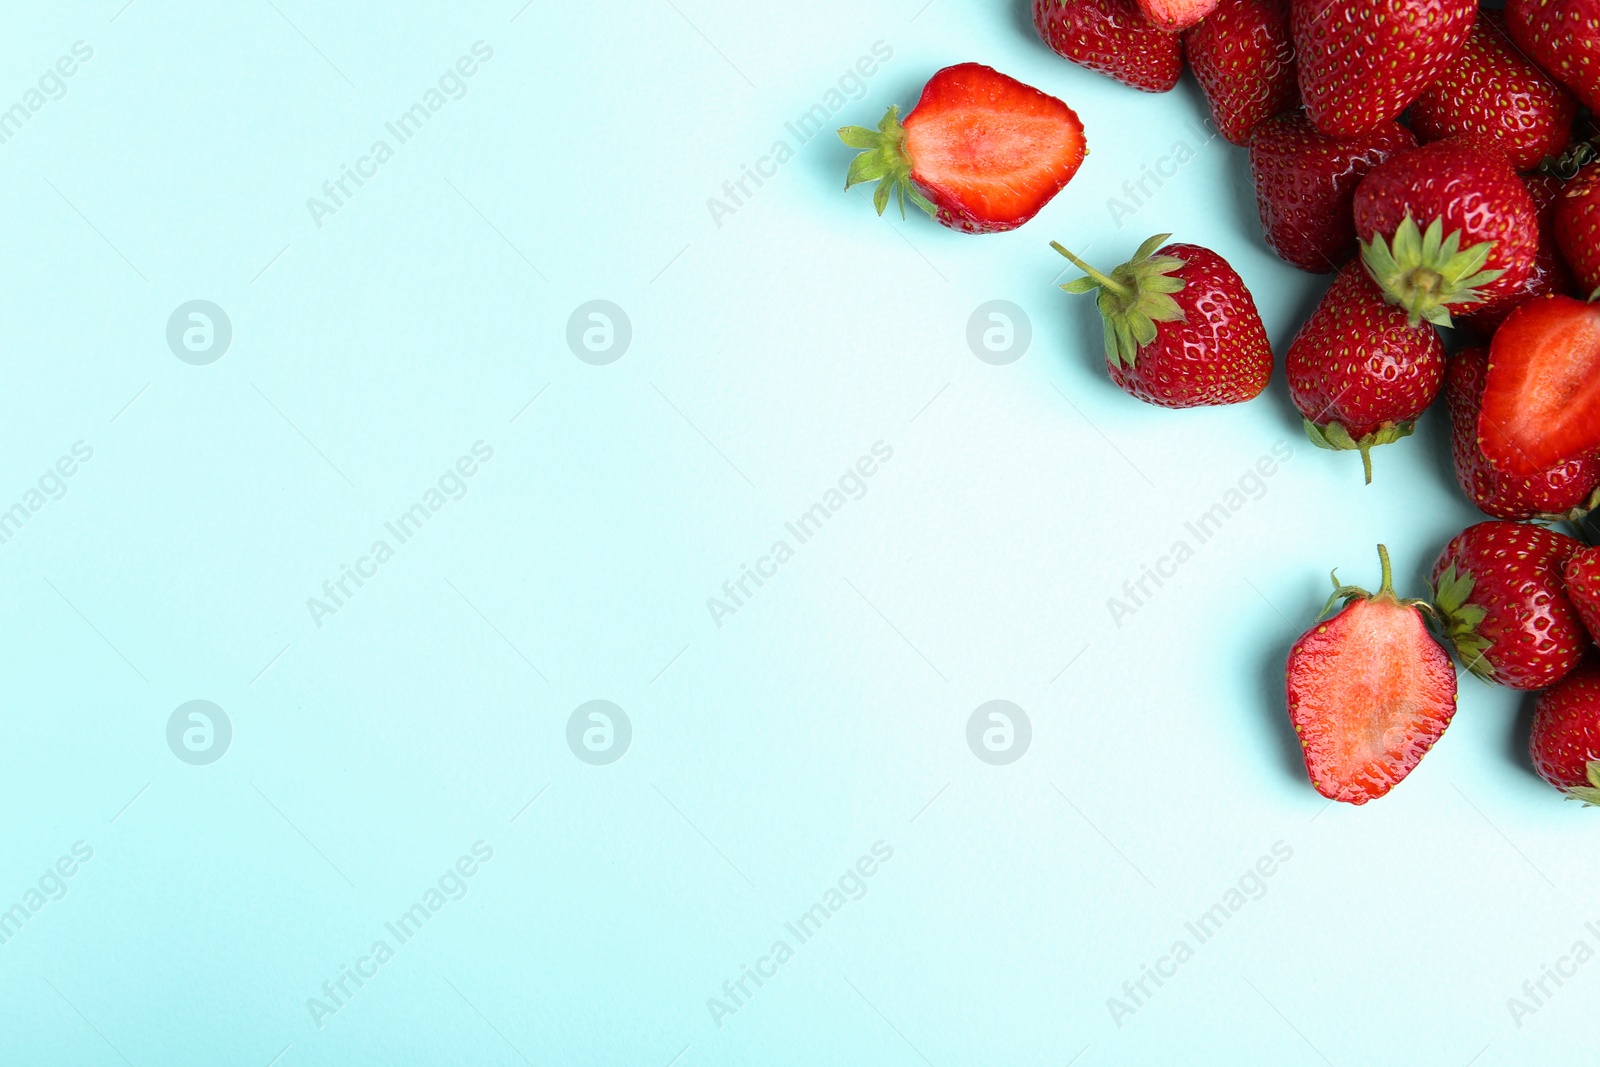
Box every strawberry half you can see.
[1564,545,1600,647]
[1529,660,1600,803]
[838,63,1087,234]
[1138,0,1218,30]
[1554,163,1600,299]
[1432,520,1588,689]
[1507,0,1600,112]
[1478,295,1600,477]
[1185,0,1298,145]
[1052,234,1273,407]
[1248,113,1415,273]
[1286,545,1459,805]
[1034,0,1185,93]
[1293,0,1475,138]
[1446,347,1600,521]
[1286,262,1445,482]
[1354,138,1539,327]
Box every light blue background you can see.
[1,1,1595,1064]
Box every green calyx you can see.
[1566,761,1600,806]
[1301,418,1416,485]
[1322,544,1430,617]
[1531,484,1600,525]
[1360,214,1505,328]
[1052,234,1188,369]
[1431,562,1495,682]
[838,106,937,220]
[1539,136,1600,181]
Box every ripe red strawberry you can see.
[1033,0,1185,93]
[1051,235,1272,406]
[1478,295,1600,476]
[838,63,1087,234]
[1432,520,1588,689]
[1564,545,1600,646]
[1139,0,1217,30]
[1446,347,1600,521]
[1410,13,1578,171]
[1354,139,1539,326]
[1286,262,1445,482]
[1286,545,1459,805]
[1184,0,1297,143]
[1554,164,1600,298]
[1247,113,1415,272]
[1293,0,1475,138]
[1459,173,1576,335]
[1507,0,1600,112]
[1529,660,1600,802]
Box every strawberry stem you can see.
[1051,242,1131,299]
[1376,543,1394,599]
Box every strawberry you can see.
[1445,347,1600,521]
[1138,0,1217,30]
[838,63,1087,234]
[1529,660,1600,802]
[1459,173,1576,335]
[1354,138,1539,326]
[1286,262,1445,482]
[1554,163,1600,298]
[1431,520,1588,689]
[1185,0,1297,142]
[1410,12,1578,172]
[1478,295,1600,476]
[1051,234,1273,407]
[1285,545,1458,805]
[1507,0,1600,113]
[1033,0,1185,93]
[1247,113,1415,273]
[1292,0,1475,138]
[1564,545,1600,646]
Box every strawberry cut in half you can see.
[1138,0,1219,32]
[1286,545,1459,805]
[1478,295,1600,477]
[838,63,1087,234]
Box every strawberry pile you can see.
[838,0,1600,805]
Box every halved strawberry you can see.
[1478,295,1600,476]
[1139,0,1219,31]
[1286,545,1459,805]
[838,64,1087,234]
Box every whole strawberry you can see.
[1286,262,1445,482]
[1293,0,1475,138]
[1052,234,1272,407]
[1460,173,1576,335]
[839,64,1087,234]
[1248,113,1415,273]
[1034,0,1184,93]
[1554,163,1600,298]
[1432,520,1588,689]
[1565,545,1600,645]
[1354,138,1539,326]
[1445,347,1600,521]
[1286,545,1458,805]
[1507,0,1600,112]
[1410,12,1578,171]
[1529,660,1600,803]
[1185,0,1298,145]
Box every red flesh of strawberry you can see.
[1478,295,1600,476]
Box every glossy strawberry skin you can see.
[1554,164,1600,296]
[1410,12,1578,171]
[1286,263,1445,438]
[1530,660,1600,791]
[1432,521,1588,690]
[1565,546,1600,647]
[1507,0,1600,112]
[1445,348,1600,520]
[1108,243,1274,406]
[1353,139,1539,316]
[1460,173,1576,335]
[1034,0,1185,93]
[1248,114,1416,273]
[1293,0,1475,137]
[1185,0,1298,145]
